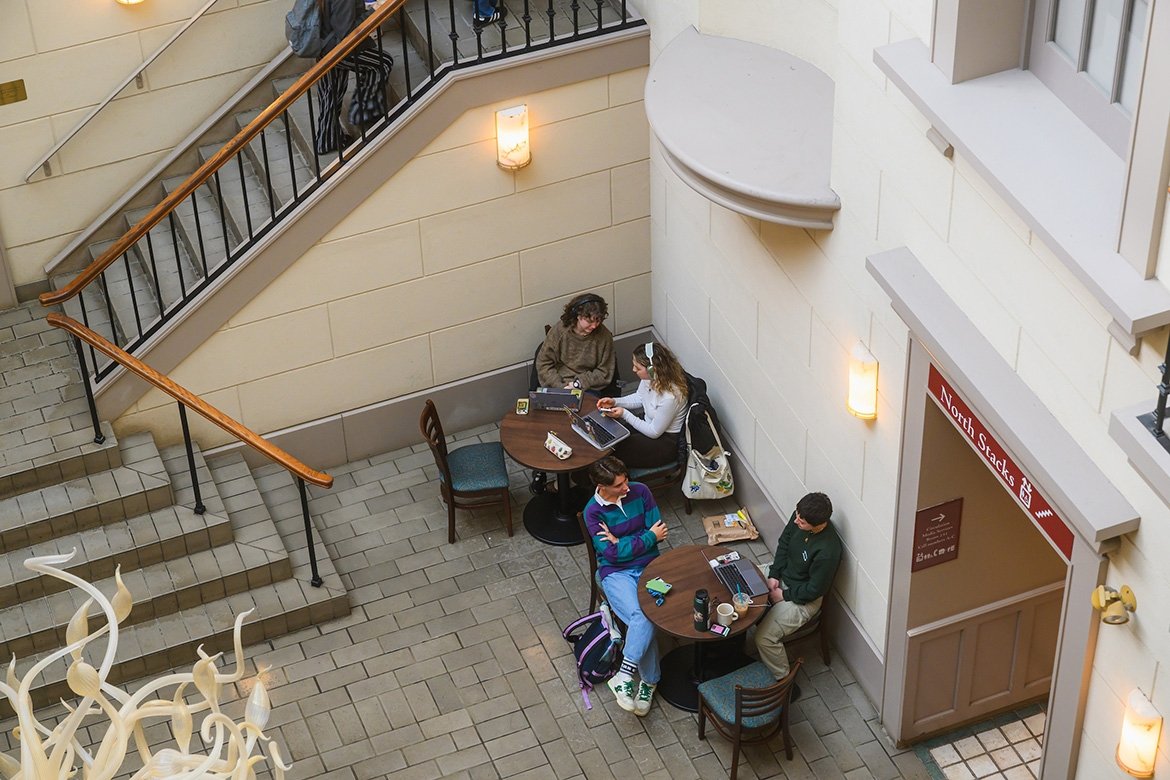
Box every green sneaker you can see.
[607,675,636,712]
[634,680,656,716]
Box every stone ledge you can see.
[1109,401,1170,510]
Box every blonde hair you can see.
[634,342,687,398]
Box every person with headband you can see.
[597,341,688,467]
[583,455,666,715]
[535,293,616,393]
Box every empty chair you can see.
[419,399,512,544]
[697,659,804,779]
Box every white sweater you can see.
[614,381,687,438]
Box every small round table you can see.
[637,544,765,711]
[500,395,610,546]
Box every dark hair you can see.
[632,341,687,397]
[560,293,608,327]
[588,455,628,487]
[796,492,832,526]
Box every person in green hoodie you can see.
[752,492,842,681]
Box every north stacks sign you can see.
[927,364,1073,561]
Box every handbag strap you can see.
[685,405,727,457]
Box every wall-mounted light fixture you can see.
[846,342,878,420]
[495,104,531,170]
[1091,584,1137,624]
[1118,688,1162,777]
[115,0,147,5]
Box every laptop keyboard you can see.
[714,563,751,595]
[583,419,616,446]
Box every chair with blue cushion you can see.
[697,659,803,779]
[419,399,512,544]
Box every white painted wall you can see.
[0,0,289,289]
[114,70,653,446]
[636,1,1170,775]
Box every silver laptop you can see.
[567,408,630,450]
[712,559,770,599]
[529,387,583,411]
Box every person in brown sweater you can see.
[536,294,616,393]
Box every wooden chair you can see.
[782,599,832,666]
[575,511,603,613]
[419,399,512,544]
[697,659,804,779]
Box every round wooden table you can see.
[499,395,610,546]
[637,544,766,711]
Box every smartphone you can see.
[709,624,729,637]
[516,399,529,415]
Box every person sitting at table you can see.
[583,456,667,716]
[536,293,616,393]
[752,492,842,682]
[597,341,687,468]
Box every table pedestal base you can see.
[656,636,756,713]
[522,472,590,546]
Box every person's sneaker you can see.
[474,5,507,26]
[607,674,635,712]
[633,680,656,716]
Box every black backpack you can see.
[285,0,327,58]
[562,605,623,709]
[682,373,726,456]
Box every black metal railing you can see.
[1139,336,1170,451]
[48,313,333,588]
[41,0,644,386]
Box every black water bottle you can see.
[693,589,709,631]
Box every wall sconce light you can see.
[495,104,531,170]
[1091,584,1137,624]
[847,342,878,420]
[1118,688,1162,777]
[115,0,147,5]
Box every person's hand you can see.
[650,520,668,542]
[597,397,616,409]
[596,523,618,544]
[564,384,576,390]
[767,577,780,591]
[769,586,784,604]
[601,407,624,419]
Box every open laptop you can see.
[529,387,583,411]
[567,408,630,450]
[710,557,770,599]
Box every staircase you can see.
[48,0,638,379]
[0,302,348,712]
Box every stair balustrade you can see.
[39,0,644,384]
[45,312,333,588]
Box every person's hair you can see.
[559,293,608,327]
[633,341,687,397]
[796,492,833,526]
[588,456,628,487]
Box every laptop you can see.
[567,408,630,450]
[711,558,770,599]
[529,387,583,411]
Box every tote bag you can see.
[682,408,734,500]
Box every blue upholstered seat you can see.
[443,442,509,492]
[628,462,676,480]
[697,661,783,730]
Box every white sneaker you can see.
[634,680,656,716]
[607,674,636,712]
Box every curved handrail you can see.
[25,0,223,183]
[39,0,406,308]
[46,312,333,489]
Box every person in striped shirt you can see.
[583,456,668,716]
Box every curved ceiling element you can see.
[645,27,840,229]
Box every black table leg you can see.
[656,638,756,713]
[523,471,588,545]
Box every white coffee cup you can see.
[715,602,738,627]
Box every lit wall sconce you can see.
[1118,688,1162,777]
[1091,584,1137,624]
[495,104,531,170]
[115,0,146,5]
[847,342,878,420]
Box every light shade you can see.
[115,0,147,4]
[846,342,878,420]
[1118,689,1162,777]
[495,104,531,170]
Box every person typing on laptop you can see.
[596,342,687,468]
[752,492,842,682]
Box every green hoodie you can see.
[767,512,842,604]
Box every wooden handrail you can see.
[39,0,407,308]
[47,313,333,489]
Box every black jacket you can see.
[321,0,366,53]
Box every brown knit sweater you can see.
[535,321,615,391]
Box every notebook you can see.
[529,387,583,411]
[567,408,630,450]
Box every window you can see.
[1030,0,1150,155]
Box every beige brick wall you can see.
[114,71,653,445]
[638,2,1170,774]
[0,0,289,288]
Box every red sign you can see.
[912,498,963,571]
[927,365,1073,561]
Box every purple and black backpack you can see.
[562,604,623,709]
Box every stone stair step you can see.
[134,182,217,314]
[0,421,119,500]
[0,440,172,554]
[84,239,162,346]
[235,109,315,209]
[52,270,119,355]
[271,75,319,167]
[198,142,273,247]
[120,207,201,339]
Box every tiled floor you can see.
[919,707,1046,780]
